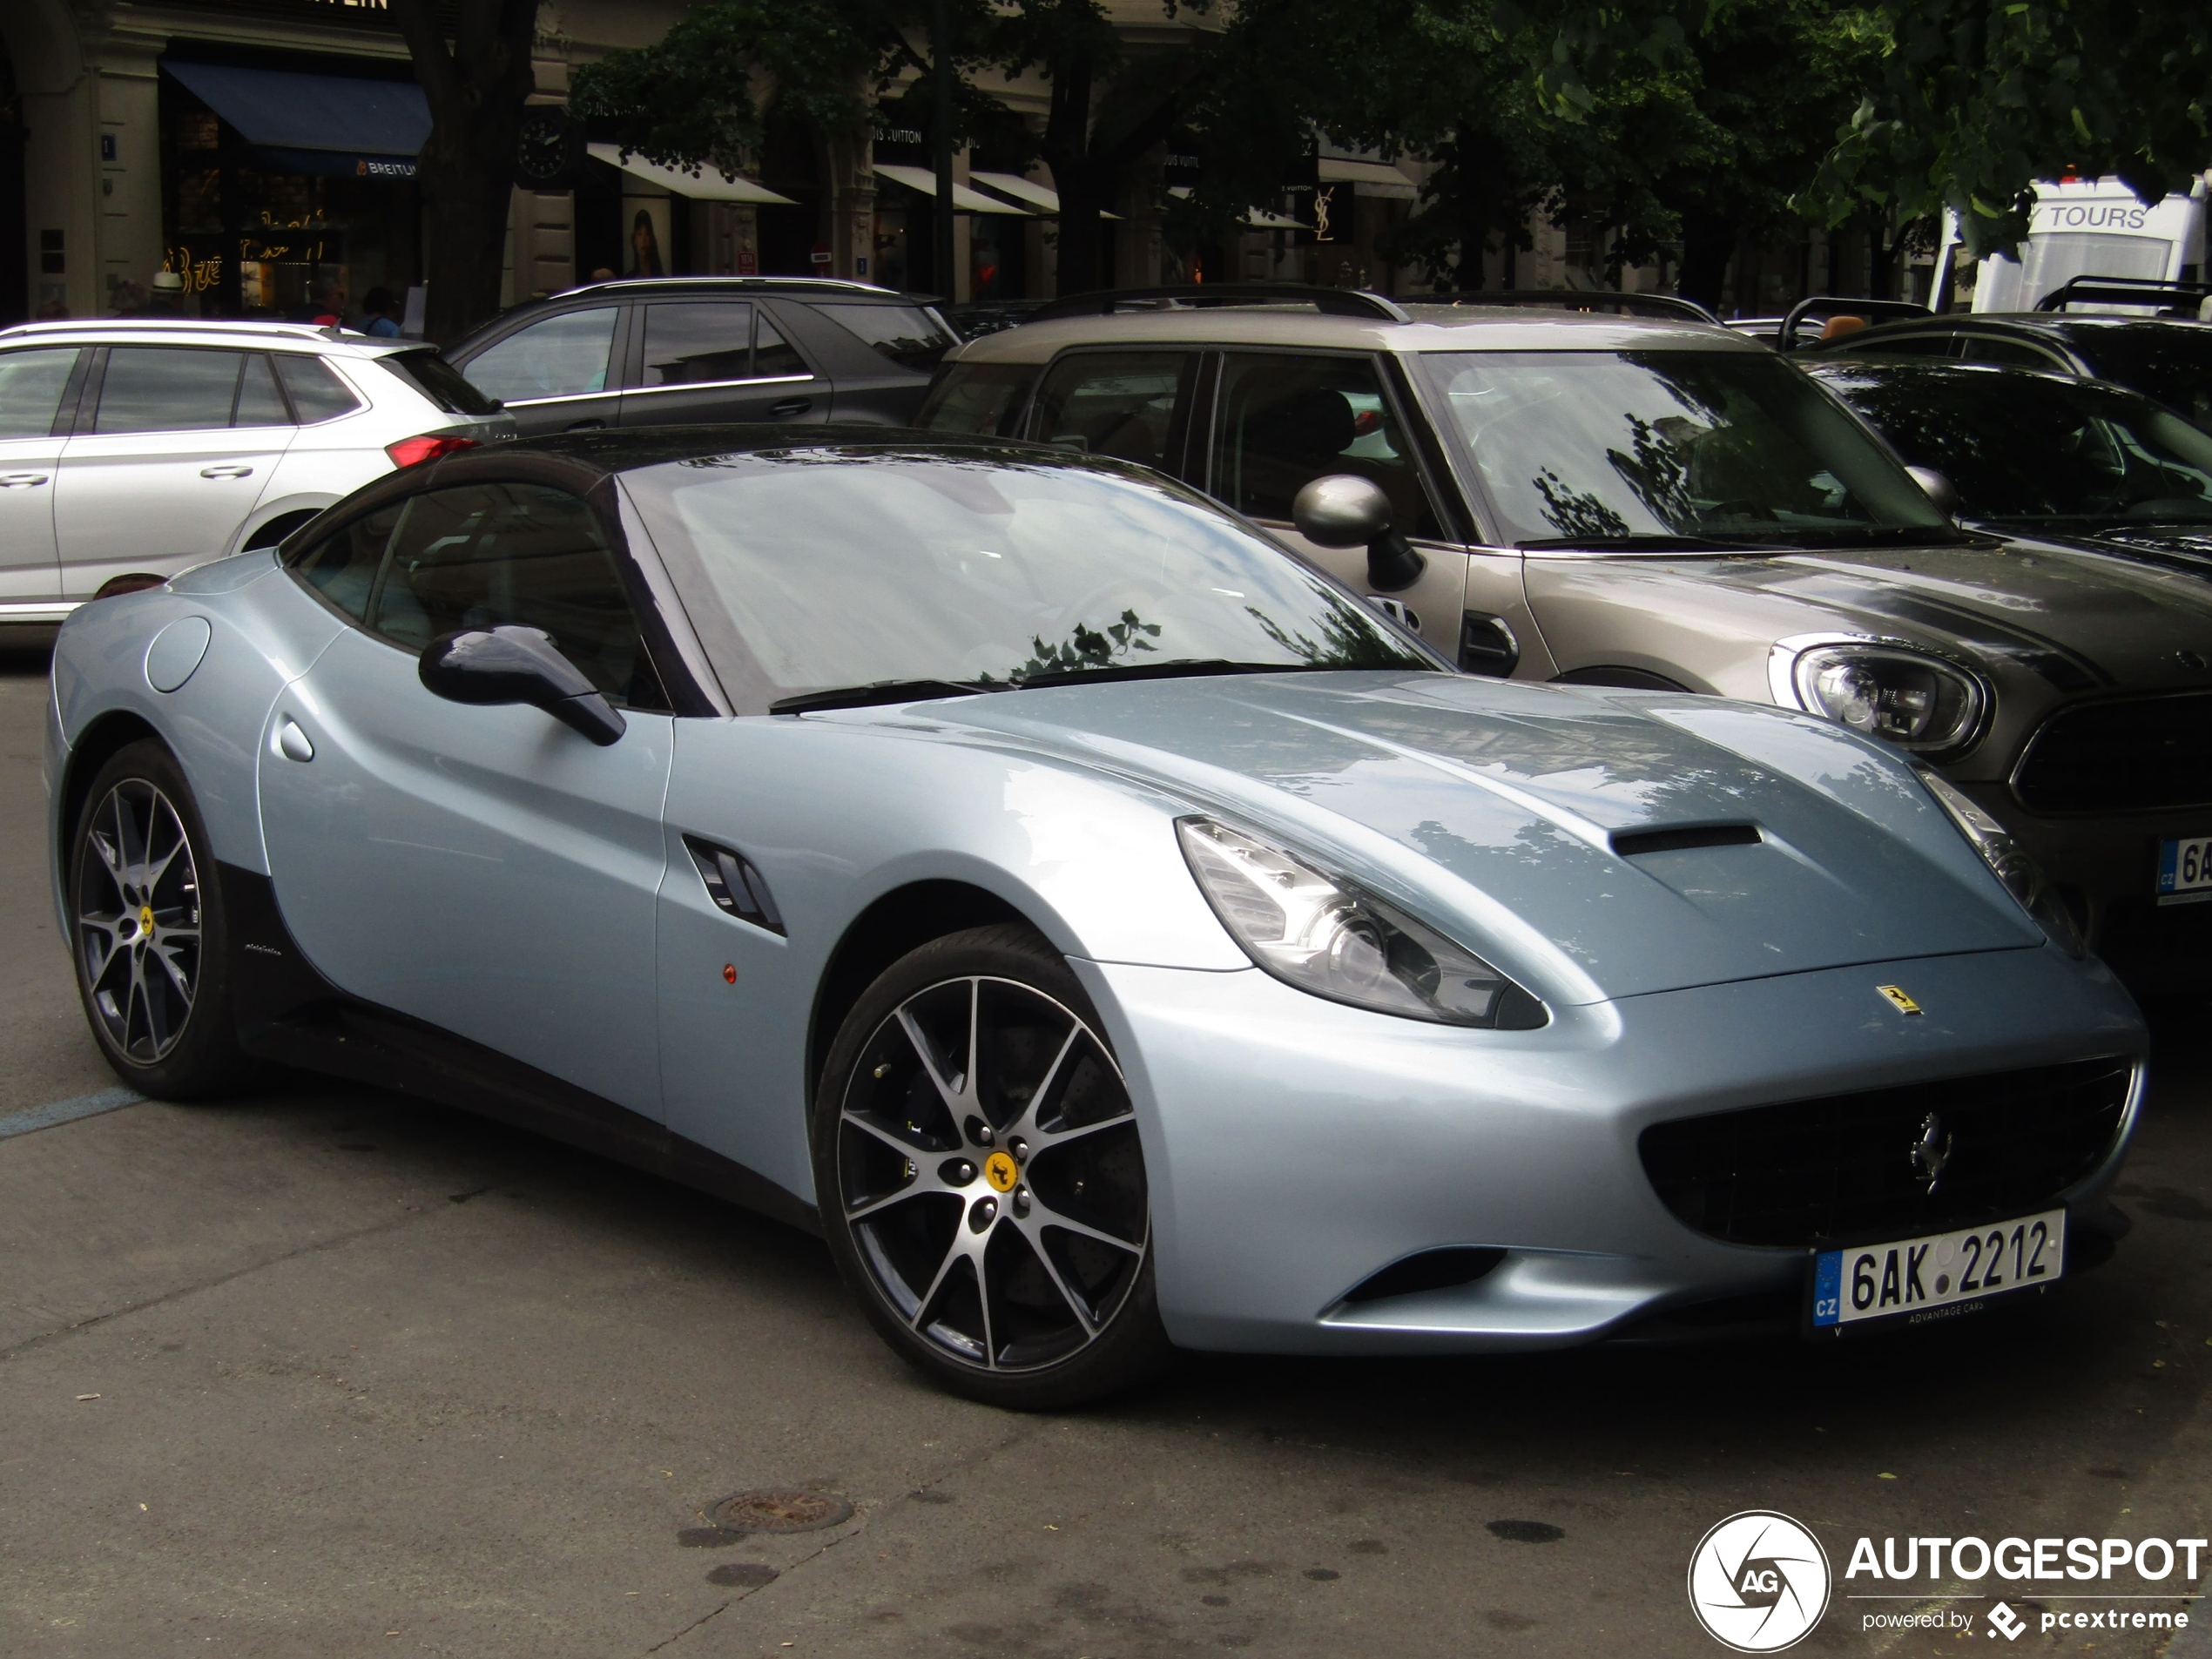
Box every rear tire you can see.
[812,924,1176,1408]
[67,739,253,1099]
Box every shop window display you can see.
[157,67,421,323]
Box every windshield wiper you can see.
[770,678,992,715]
[1516,533,1765,551]
[1007,658,1330,690]
[1768,525,1979,548]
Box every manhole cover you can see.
[708,1489,853,1534]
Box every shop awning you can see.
[162,61,430,178]
[1319,157,1419,199]
[872,165,1033,214]
[1168,187,1304,230]
[965,171,1123,219]
[586,144,794,205]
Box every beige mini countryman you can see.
[918,285,2212,988]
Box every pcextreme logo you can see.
[1688,1511,1832,1652]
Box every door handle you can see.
[275,718,314,763]
[0,472,50,487]
[200,464,254,479]
[768,399,813,418]
[564,418,606,431]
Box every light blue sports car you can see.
[44,428,2147,1406]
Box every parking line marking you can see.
[0,1088,145,1142]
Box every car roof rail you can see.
[2034,273,2212,314]
[1407,288,1723,326]
[0,317,352,344]
[1776,295,1935,352]
[1026,283,1413,325]
[554,274,898,300]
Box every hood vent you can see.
[1611,824,1762,858]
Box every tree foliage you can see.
[1800,0,2212,257]
[570,0,932,179]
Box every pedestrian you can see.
[358,287,403,337]
[589,266,617,282]
[291,273,347,327]
[143,271,188,317]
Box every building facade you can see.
[14,0,1833,329]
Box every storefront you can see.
[157,54,427,319]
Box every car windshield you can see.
[624,446,1437,713]
[2063,322,2212,431]
[1816,363,2212,525]
[1416,349,1953,547]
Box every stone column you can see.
[825,128,875,283]
[1113,158,1163,289]
[8,0,98,318]
[91,34,165,314]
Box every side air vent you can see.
[683,835,786,935]
[1611,824,1762,858]
[1341,1246,1507,1305]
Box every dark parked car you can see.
[444,277,957,436]
[1807,357,2212,571]
[1814,308,2212,431]
[941,300,1049,341]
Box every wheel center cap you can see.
[138,904,155,935]
[983,1150,1019,1193]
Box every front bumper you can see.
[1957,779,2212,989]
[1073,943,2145,1356]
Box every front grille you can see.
[1638,1058,2132,1247]
[2014,694,2212,813]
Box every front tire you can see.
[67,739,252,1099]
[813,925,1174,1408]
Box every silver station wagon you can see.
[919,287,2212,988]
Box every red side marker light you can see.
[723,964,738,984]
[385,434,480,469]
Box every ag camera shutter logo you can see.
[1689,1511,1832,1651]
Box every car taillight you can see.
[385,434,480,469]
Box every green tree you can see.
[569,0,925,183]
[1801,0,2212,258]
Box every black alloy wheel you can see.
[68,740,251,1098]
[813,925,1173,1407]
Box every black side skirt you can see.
[220,861,821,1237]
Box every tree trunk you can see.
[390,0,540,342]
[1676,211,1734,314]
[1041,46,1102,296]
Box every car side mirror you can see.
[1291,474,1426,593]
[1905,465,1960,519]
[419,625,626,745]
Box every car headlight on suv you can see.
[1177,817,1548,1028]
[1771,637,1987,757]
[1917,768,2086,957]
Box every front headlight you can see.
[1176,817,1548,1028]
[1918,769,2086,957]
[1782,641,1986,756]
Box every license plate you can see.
[1809,1209,2065,1333]
[2156,836,2212,905]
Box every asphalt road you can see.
[3,639,2209,1659]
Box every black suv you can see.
[1810,280,2212,431]
[445,278,956,436]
